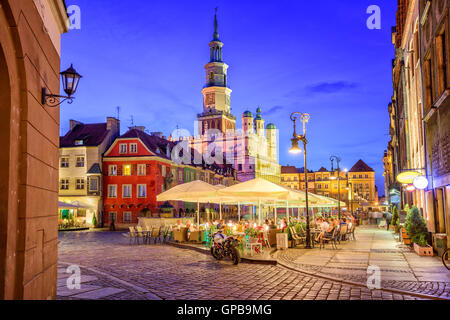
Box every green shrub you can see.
[405,206,428,247]
[92,214,97,228]
[391,205,399,226]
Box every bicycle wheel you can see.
[442,249,450,271]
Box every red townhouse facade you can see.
[102,128,174,226]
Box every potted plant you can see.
[91,214,97,228]
[391,206,400,233]
[405,206,432,256]
[245,227,259,243]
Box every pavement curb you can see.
[275,257,448,301]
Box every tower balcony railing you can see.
[197,110,236,120]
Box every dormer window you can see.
[74,140,84,146]
[119,144,127,154]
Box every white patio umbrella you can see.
[156,180,225,225]
[217,178,290,224]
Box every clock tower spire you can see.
[198,8,235,135]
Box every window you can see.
[76,178,85,190]
[89,177,98,192]
[359,174,362,178]
[74,140,84,146]
[137,164,146,176]
[60,179,69,190]
[119,144,127,154]
[365,174,369,178]
[325,184,328,189]
[130,143,137,153]
[137,184,147,198]
[436,29,447,95]
[108,185,117,198]
[123,212,132,223]
[76,156,85,167]
[109,165,117,176]
[60,157,69,168]
[123,164,131,176]
[238,164,242,171]
[123,184,132,198]
[161,165,166,177]
[424,56,433,110]
[109,212,117,222]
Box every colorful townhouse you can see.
[102,127,237,227]
[59,117,120,227]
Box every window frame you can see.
[137,184,147,198]
[119,143,127,154]
[75,178,85,190]
[108,184,117,198]
[60,157,69,168]
[75,156,85,168]
[122,184,132,198]
[130,143,138,153]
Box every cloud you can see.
[305,81,358,94]
[265,105,284,115]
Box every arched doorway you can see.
[0,41,12,300]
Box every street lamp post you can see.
[347,182,354,216]
[289,112,312,249]
[330,156,341,221]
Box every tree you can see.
[405,206,428,247]
[92,214,97,228]
[391,205,399,232]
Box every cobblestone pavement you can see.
[57,231,428,300]
[275,226,450,299]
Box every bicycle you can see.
[443,248,450,270]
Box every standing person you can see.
[385,211,392,231]
[110,216,116,231]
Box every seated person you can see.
[340,218,347,225]
[315,218,336,242]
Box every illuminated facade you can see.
[281,159,378,210]
[173,12,281,184]
[59,118,120,227]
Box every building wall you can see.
[419,0,450,247]
[0,0,68,299]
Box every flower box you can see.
[403,237,411,245]
[413,243,433,256]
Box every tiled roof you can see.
[60,123,109,147]
[281,166,299,174]
[118,129,235,177]
[87,163,101,174]
[349,159,374,172]
[120,129,175,160]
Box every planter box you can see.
[403,238,411,245]
[413,243,433,256]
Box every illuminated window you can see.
[137,164,146,176]
[123,184,132,198]
[119,144,127,154]
[123,164,131,176]
[130,143,137,153]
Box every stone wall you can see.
[0,0,68,299]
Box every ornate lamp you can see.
[42,64,82,107]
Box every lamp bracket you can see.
[41,88,74,107]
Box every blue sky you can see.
[61,0,396,195]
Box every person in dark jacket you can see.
[385,211,392,231]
